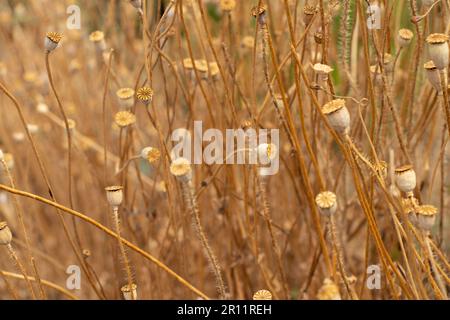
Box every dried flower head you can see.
[426,33,449,70]
[257,143,278,165]
[140,147,161,163]
[208,62,220,79]
[241,36,255,49]
[251,4,267,24]
[89,30,106,51]
[45,32,62,52]
[114,111,136,127]
[398,29,413,47]
[220,0,236,11]
[105,186,124,208]
[321,99,350,134]
[416,205,437,232]
[394,165,416,194]
[136,87,154,105]
[170,157,192,182]
[253,289,272,300]
[315,191,337,216]
[317,278,341,300]
[121,283,138,300]
[116,88,135,108]
[313,63,333,81]
[183,58,194,70]
[303,5,316,26]
[0,221,12,245]
[424,60,442,94]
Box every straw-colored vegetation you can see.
[0,0,449,300]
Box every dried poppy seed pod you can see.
[45,32,62,53]
[0,221,12,245]
[170,157,192,183]
[398,29,414,48]
[253,289,272,300]
[89,31,106,52]
[194,59,209,80]
[257,143,277,165]
[105,186,124,208]
[416,205,437,232]
[315,191,337,217]
[383,53,394,73]
[424,60,442,95]
[114,111,136,128]
[402,198,418,226]
[136,87,154,106]
[208,62,220,81]
[317,278,341,300]
[116,88,135,109]
[426,33,449,70]
[36,102,49,114]
[313,63,333,81]
[251,4,267,25]
[314,30,323,44]
[140,147,161,163]
[394,165,416,194]
[121,283,138,300]
[321,99,350,134]
[370,65,382,84]
[303,5,315,26]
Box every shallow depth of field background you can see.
[0,0,449,300]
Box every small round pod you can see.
[303,5,316,26]
[140,146,161,164]
[383,53,394,73]
[105,186,124,208]
[136,87,153,106]
[313,63,333,81]
[114,111,136,128]
[208,62,220,81]
[317,278,341,300]
[121,283,138,300]
[194,59,209,80]
[398,29,414,48]
[426,33,449,70]
[424,60,442,94]
[251,4,267,25]
[44,32,62,53]
[370,65,383,84]
[394,165,416,194]
[416,205,437,232]
[315,191,337,217]
[89,30,107,52]
[253,289,272,300]
[256,143,278,166]
[0,221,12,246]
[182,58,196,81]
[321,99,351,134]
[220,0,236,12]
[170,157,192,183]
[116,88,135,109]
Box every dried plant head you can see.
[394,165,416,194]
[416,205,437,232]
[170,157,192,182]
[252,289,272,300]
[313,63,333,81]
[256,143,278,165]
[314,30,323,44]
[241,36,255,49]
[114,111,136,128]
[82,249,91,258]
[383,53,394,72]
[303,5,316,26]
[317,278,341,300]
[89,30,106,51]
[208,62,220,79]
[129,0,142,9]
[194,59,209,73]
[315,191,337,216]
[426,33,449,70]
[0,221,12,245]
[116,88,135,108]
[105,186,124,208]
[27,124,40,134]
[251,4,267,24]
[36,102,49,114]
[402,198,418,226]
[136,87,154,105]
[45,31,62,52]
[121,283,138,300]
[1,152,14,170]
[183,58,194,70]
[12,132,25,143]
[67,119,76,131]
[220,0,236,11]
[424,60,442,94]
[321,99,350,134]
[398,28,413,47]
[140,147,161,163]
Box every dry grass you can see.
[0,0,449,300]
